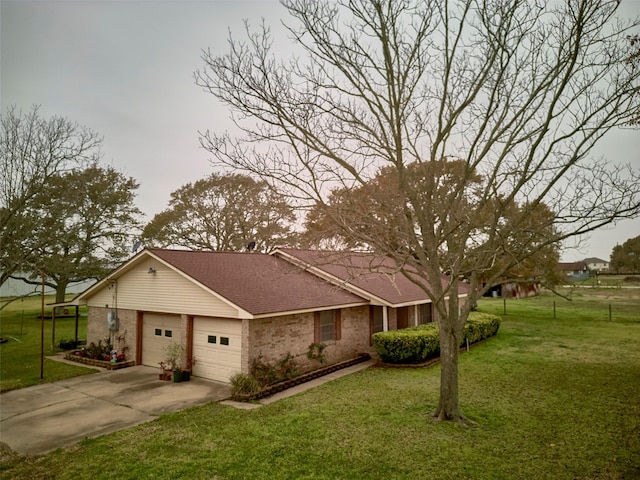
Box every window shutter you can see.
[335,310,341,341]
[314,312,320,343]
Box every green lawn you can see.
[566,274,640,289]
[0,296,97,392]
[1,290,639,479]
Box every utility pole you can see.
[40,272,45,380]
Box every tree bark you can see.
[55,279,68,304]
[433,323,463,423]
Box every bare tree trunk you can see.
[54,278,69,316]
[434,322,463,423]
[55,279,68,305]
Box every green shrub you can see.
[250,352,300,387]
[230,373,262,398]
[58,339,80,350]
[276,352,299,381]
[85,339,113,360]
[250,355,278,386]
[372,324,440,364]
[373,312,501,364]
[463,312,501,344]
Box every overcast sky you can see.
[2,0,639,262]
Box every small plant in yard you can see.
[230,373,262,398]
[114,331,129,361]
[250,353,299,387]
[76,339,113,361]
[307,342,327,364]
[276,352,299,380]
[250,355,279,386]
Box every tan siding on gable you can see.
[85,262,241,318]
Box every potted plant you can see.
[158,361,172,381]
[163,342,186,383]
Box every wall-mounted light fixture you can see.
[147,267,156,274]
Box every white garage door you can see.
[193,317,242,383]
[142,313,183,368]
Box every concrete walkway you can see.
[0,359,375,455]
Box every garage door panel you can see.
[142,313,183,368]
[193,317,242,383]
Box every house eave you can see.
[251,301,370,320]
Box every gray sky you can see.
[2,0,639,262]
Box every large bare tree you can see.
[196,0,640,423]
[1,105,101,288]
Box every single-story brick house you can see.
[72,248,467,383]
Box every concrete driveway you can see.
[0,366,231,455]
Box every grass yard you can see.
[0,296,96,392]
[567,274,640,289]
[1,290,639,479]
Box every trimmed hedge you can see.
[372,311,501,364]
[463,312,501,344]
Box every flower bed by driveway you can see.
[64,351,135,370]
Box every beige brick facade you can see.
[87,307,138,362]
[244,305,373,375]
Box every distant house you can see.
[558,261,590,279]
[70,248,468,384]
[583,257,609,272]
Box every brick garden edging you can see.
[64,351,135,370]
[235,353,371,401]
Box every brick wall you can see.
[87,307,138,362]
[245,305,372,374]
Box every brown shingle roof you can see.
[274,249,467,306]
[149,249,366,316]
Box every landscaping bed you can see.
[234,353,371,401]
[64,351,135,370]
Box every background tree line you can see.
[610,235,640,274]
[1,103,568,309]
